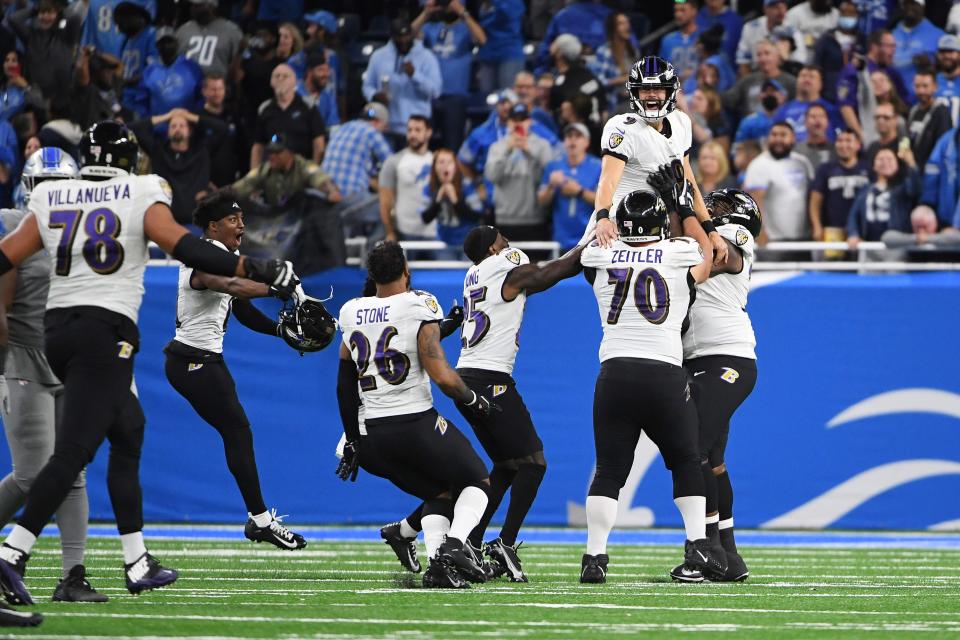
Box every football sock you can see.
[674,495,707,541]
[250,511,272,528]
[120,531,147,565]
[421,515,451,559]
[448,486,489,544]
[403,502,424,535]
[221,427,267,516]
[468,464,516,548]
[499,463,545,547]
[399,518,419,539]
[585,495,618,556]
[719,519,738,554]
[706,513,720,547]
[5,526,37,555]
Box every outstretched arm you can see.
[502,244,585,299]
[191,271,270,299]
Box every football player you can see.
[679,188,761,582]
[336,241,496,589]
[583,56,726,265]
[443,225,586,582]
[0,121,297,606]
[164,192,327,551]
[579,189,725,584]
[0,150,103,615]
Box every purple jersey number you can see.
[605,267,670,325]
[349,326,411,390]
[49,207,125,276]
[460,286,490,349]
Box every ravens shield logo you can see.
[608,132,624,148]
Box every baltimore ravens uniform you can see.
[338,290,488,501]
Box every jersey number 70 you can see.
[606,267,670,325]
[48,208,125,276]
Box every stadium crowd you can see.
[0,0,958,267]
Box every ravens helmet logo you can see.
[425,297,439,314]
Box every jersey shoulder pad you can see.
[410,290,444,321]
[720,224,755,259]
[580,243,610,268]
[142,174,174,206]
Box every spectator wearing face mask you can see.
[9,0,83,102]
[142,33,204,116]
[734,78,787,145]
[175,0,243,78]
[743,120,815,244]
[812,0,859,104]
[115,0,157,120]
[363,19,442,142]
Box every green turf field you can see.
[8,535,960,639]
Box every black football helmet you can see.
[615,190,669,243]
[278,296,337,355]
[626,56,680,123]
[705,188,762,239]
[79,121,140,179]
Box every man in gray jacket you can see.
[484,103,554,241]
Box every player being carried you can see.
[584,54,727,264]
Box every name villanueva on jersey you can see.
[46,184,133,206]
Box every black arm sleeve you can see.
[336,358,362,441]
[171,233,241,277]
[231,299,278,336]
[439,316,460,339]
[453,198,483,222]
[128,119,158,155]
[421,200,442,224]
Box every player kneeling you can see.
[336,242,497,589]
[579,190,726,583]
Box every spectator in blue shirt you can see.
[855,0,897,43]
[920,126,960,226]
[290,11,344,96]
[837,30,909,142]
[297,50,339,127]
[142,34,203,117]
[536,0,612,74]
[420,148,486,255]
[81,0,156,58]
[696,0,743,63]
[683,25,736,95]
[935,34,960,99]
[892,0,944,103]
[0,49,43,123]
[362,19,442,141]
[537,122,600,251]
[847,146,919,247]
[660,0,700,87]
[115,1,157,120]
[414,0,487,151]
[774,65,841,142]
[475,0,525,94]
[735,79,787,144]
[590,11,639,114]
[0,118,18,206]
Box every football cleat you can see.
[0,602,41,627]
[380,522,421,573]
[684,539,727,581]
[0,544,33,605]
[422,559,470,589]
[482,540,508,579]
[670,562,704,583]
[52,565,108,602]
[245,509,307,550]
[486,538,528,583]
[716,550,749,582]
[464,540,495,580]
[579,553,608,584]
[125,553,179,595]
[438,539,487,583]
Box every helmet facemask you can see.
[627,57,680,124]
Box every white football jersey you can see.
[456,247,529,375]
[173,239,235,353]
[683,224,757,361]
[338,289,444,420]
[582,237,703,366]
[602,110,692,217]
[30,174,172,323]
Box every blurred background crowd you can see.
[2,0,960,270]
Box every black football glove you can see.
[646,164,680,209]
[463,390,500,420]
[439,305,464,339]
[336,440,360,482]
[268,273,299,301]
[245,257,298,289]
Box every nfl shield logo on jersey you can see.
[435,415,448,435]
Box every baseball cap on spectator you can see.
[563,123,590,140]
[304,10,337,33]
[363,102,389,122]
[508,103,530,120]
[939,35,960,52]
[390,19,412,39]
[266,133,291,153]
[552,34,582,61]
[762,78,787,95]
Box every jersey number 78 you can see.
[48,208,125,276]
